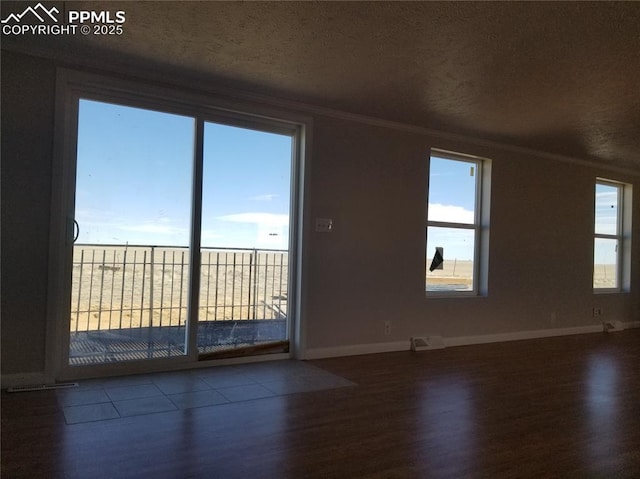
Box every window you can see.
[426,150,490,294]
[593,179,632,292]
[51,70,306,376]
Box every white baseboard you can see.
[1,372,48,389]
[304,341,409,360]
[443,325,604,348]
[303,323,634,360]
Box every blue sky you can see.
[595,183,618,236]
[75,99,292,249]
[426,156,477,262]
[594,183,619,265]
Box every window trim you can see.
[426,149,490,297]
[593,178,632,293]
[47,68,312,381]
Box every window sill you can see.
[425,291,483,299]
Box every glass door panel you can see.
[70,99,195,365]
[198,122,292,357]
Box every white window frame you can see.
[593,178,632,293]
[425,149,491,297]
[46,69,311,381]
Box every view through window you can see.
[593,180,628,291]
[70,98,294,365]
[426,152,483,293]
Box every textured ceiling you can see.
[3,1,640,172]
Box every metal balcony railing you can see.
[70,244,288,334]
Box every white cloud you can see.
[595,191,618,235]
[428,203,474,223]
[217,212,289,227]
[74,208,118,224]
[596,191,617,200]
[120,223,186,235]
[249,194,278,202]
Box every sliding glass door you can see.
[198,122,292,358]
[65,94,297,370]
[70,100,194,365]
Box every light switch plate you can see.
[315,218,333,233]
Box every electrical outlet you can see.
[593,308,603,317]
[384,321,391,335]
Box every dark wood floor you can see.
[2,330,639,478]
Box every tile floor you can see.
[57,360,356,425]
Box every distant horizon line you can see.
[74,242,288,252]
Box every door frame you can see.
[46,69,311,381]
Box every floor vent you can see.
[410,336,445,351]
[603,321,624,333]
[7,382,78,393]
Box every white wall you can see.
[1,51,56,375]
[302,116,639,357]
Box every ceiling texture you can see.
[4,1,640,172]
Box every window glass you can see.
[593,180,626,291]
[427,157,477,224]
[426,226,475,292]
[593,238,619,289]
[426,152,485,294]
[595,183,619,235]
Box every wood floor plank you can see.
[2,330,639,478]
